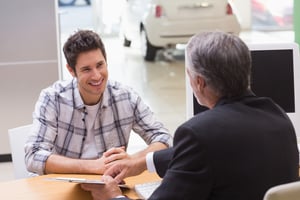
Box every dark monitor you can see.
[250,49,294,112]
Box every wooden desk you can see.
[0,171,161,200]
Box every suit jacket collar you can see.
[215,90,256,107]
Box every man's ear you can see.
[196,75,206,93]
[66,64,76,77]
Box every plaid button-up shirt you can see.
[25,79,172,175]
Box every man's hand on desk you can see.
[91,147,130,175]
[103,147,134,181]
[104,154,147,184]
[81,175,123,200]
[104,143,166,183]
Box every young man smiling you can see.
[24,30,172,175]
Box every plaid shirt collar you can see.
[72,78,110,110]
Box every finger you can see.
[104,164,120,177]
[80,183,89,191]
[105,166,127,183]
[101,175,112,182]
[104,147,125,157]
[114,171,127,184]
[104,153,127,164]
[104,161,114,170]
[81,183,97,191]
[104,166,126,183]
[101,175,122,189]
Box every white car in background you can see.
[121,0,241,61]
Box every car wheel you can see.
[123,36,131,47]
[141,28,161,62]
[58,0,76,6]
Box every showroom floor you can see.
[0,4,295,182]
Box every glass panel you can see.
[251,0,293,31]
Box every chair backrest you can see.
[8,124,32,179]
[263,181,300,200]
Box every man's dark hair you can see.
[63,30,107,72]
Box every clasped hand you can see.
[81,147,130,200]
[103,146,129,166]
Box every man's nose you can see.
[91,68,101,79]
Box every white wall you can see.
[0,0,60,155]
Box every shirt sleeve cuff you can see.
[146,152,156,173]
[114,195,126,198]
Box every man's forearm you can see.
[45,154,105,174]
[131,142,168,159]
[129,142,168,174]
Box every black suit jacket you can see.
[114,92,299,200]
[153,148,174,178]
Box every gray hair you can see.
[186,32,251,98]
